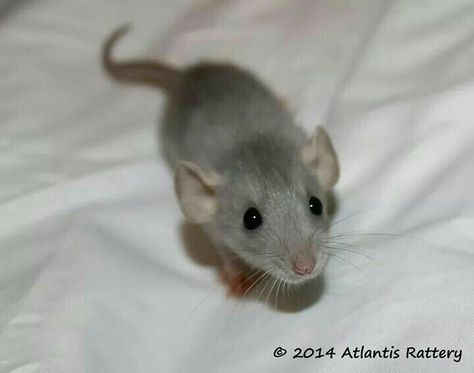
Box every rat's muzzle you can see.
[292,255,316,276]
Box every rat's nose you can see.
[292,256,316,276]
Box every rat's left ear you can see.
[301,127,339,190]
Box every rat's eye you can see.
[243,207,262,230]
[309,196,323,215]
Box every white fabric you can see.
[1,0,473,372]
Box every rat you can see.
[101,25,340,297]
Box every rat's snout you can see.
[292,255,316,276]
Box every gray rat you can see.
[102,26,339,296]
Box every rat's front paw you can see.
[220,271,254,297]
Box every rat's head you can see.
[175,127,339,285]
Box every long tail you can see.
[101,25,181,92]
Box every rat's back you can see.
[161,63,304,170]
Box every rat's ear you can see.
[301,127,339,190]
[174,161,223,224]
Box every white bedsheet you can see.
[1,0,473,372]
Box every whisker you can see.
[266,276,279,308]
[255,231,279,246]
[257,274,274,304]
[275,277,283,309]
[310,209,371,242]
[268,226,286,251]
[323,245,382,265]
[242,268,273,297]
[325,251,368,280]
[325,209,373,230]
[329,231,408,241]
[239,251,281,260]
[325,239,374,254]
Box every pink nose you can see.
[292,257,316,276]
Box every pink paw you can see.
[220,271,254,297]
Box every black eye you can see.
[309,196,323,215]
[243,207,262,230]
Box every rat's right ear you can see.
[174,161,223,224]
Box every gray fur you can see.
[102,28,339,286]
[161,63,331,284]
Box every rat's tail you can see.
[102,25,181,92]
